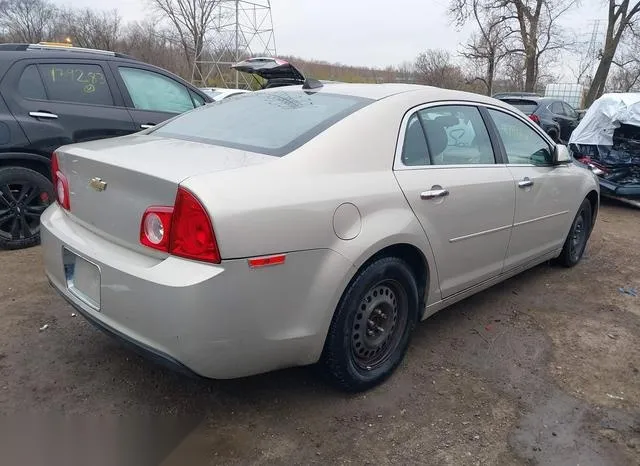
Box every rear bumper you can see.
[41,204,354,379]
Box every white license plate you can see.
[64,249,100,310]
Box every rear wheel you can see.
[321,256,419,392]
[0,167,54,250]
[557,199,592,267]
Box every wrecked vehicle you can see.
[569,93,640,208]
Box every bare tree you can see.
[0,0,57,43]
[453,0,513,95]
[451,0,576,92]
[584,0,640,106]
[149,0,220,79]
[414,49,465,89]
[57,8,122,50]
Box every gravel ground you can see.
[0,200,639,466]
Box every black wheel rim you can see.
[0,181,51,241]
[569,211,587,262]
[351,279,408,370]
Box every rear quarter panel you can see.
[182,93,443,306]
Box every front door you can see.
[394,104,515,298]
[486,108,579,270]
[2,60,135,154]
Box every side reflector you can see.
[248,254,286,268]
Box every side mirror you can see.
[553,144,572,164]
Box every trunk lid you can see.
[231,57,305,88]
[57,134,274,252]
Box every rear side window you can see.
[39,63,113,106]
[401,114,430,166]
[550,101,564,115]
[18,65,47,100]
[118,67,195,114]
[502,99,538,115]
[152,91,372,156]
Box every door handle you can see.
[29,111,58,119]
[518,177,534,188]
[140,124,154,129]
[420,188,449,200]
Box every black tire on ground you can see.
[556,198,592,267]
[321,256,419,392]
[0,166,54,250]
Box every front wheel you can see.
[557,199,592,267]
[321,256,419,392]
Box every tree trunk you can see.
[584,46,618,107]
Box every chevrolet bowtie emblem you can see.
[89,177,107,192]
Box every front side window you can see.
[414,105,495,165]
[488,109,552,165]
[18,65,47,100]
[151,91,372,156]
[118,67,194,114]
[38,63,113,106]
[563,102,578,119]
[190,90,206,107]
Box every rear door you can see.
[486,107,579,269]
[109,64,206,131]
[561,102,580,140]
[1,59,136,154]
[549,101,574,142]
[393,104,515,298]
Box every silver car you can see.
[41,83,599,391]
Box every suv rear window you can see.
[151,91,372,156]
[501,99,539,115]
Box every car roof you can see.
[261,82,514,108]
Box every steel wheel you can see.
[350,279,408,371]
[569,210,587,262]
[0,181,51,242]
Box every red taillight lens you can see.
[139,187,221,263]
[529,114,540,125]
[52,152,70,210]
[169,188,220,263]
[140,206,173,251]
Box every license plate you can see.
[63,248,100,310]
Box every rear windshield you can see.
[502,99,539,114]
[151,91,373,156]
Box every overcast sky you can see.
[66,0,607,78]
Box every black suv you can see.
[0,43,212,249]
[494,95,581,144]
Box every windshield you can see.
[151,91,373,156]
[501,99,539,115]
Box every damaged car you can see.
[569,93,640,208]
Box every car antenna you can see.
[302,78,323,90]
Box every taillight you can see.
[139,187,220,264]
[529,114,541,125]
[140,207,173,250]
[51,151,70,210]
[170,188,220,263]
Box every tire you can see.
[321,256,419,392]
[0,166,54,250]
[556,198,592,267]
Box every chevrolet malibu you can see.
[41,83,599,392]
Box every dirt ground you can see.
[0,200,639,466]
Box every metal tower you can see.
[192,0,277,88]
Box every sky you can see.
[66,0,609,79]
